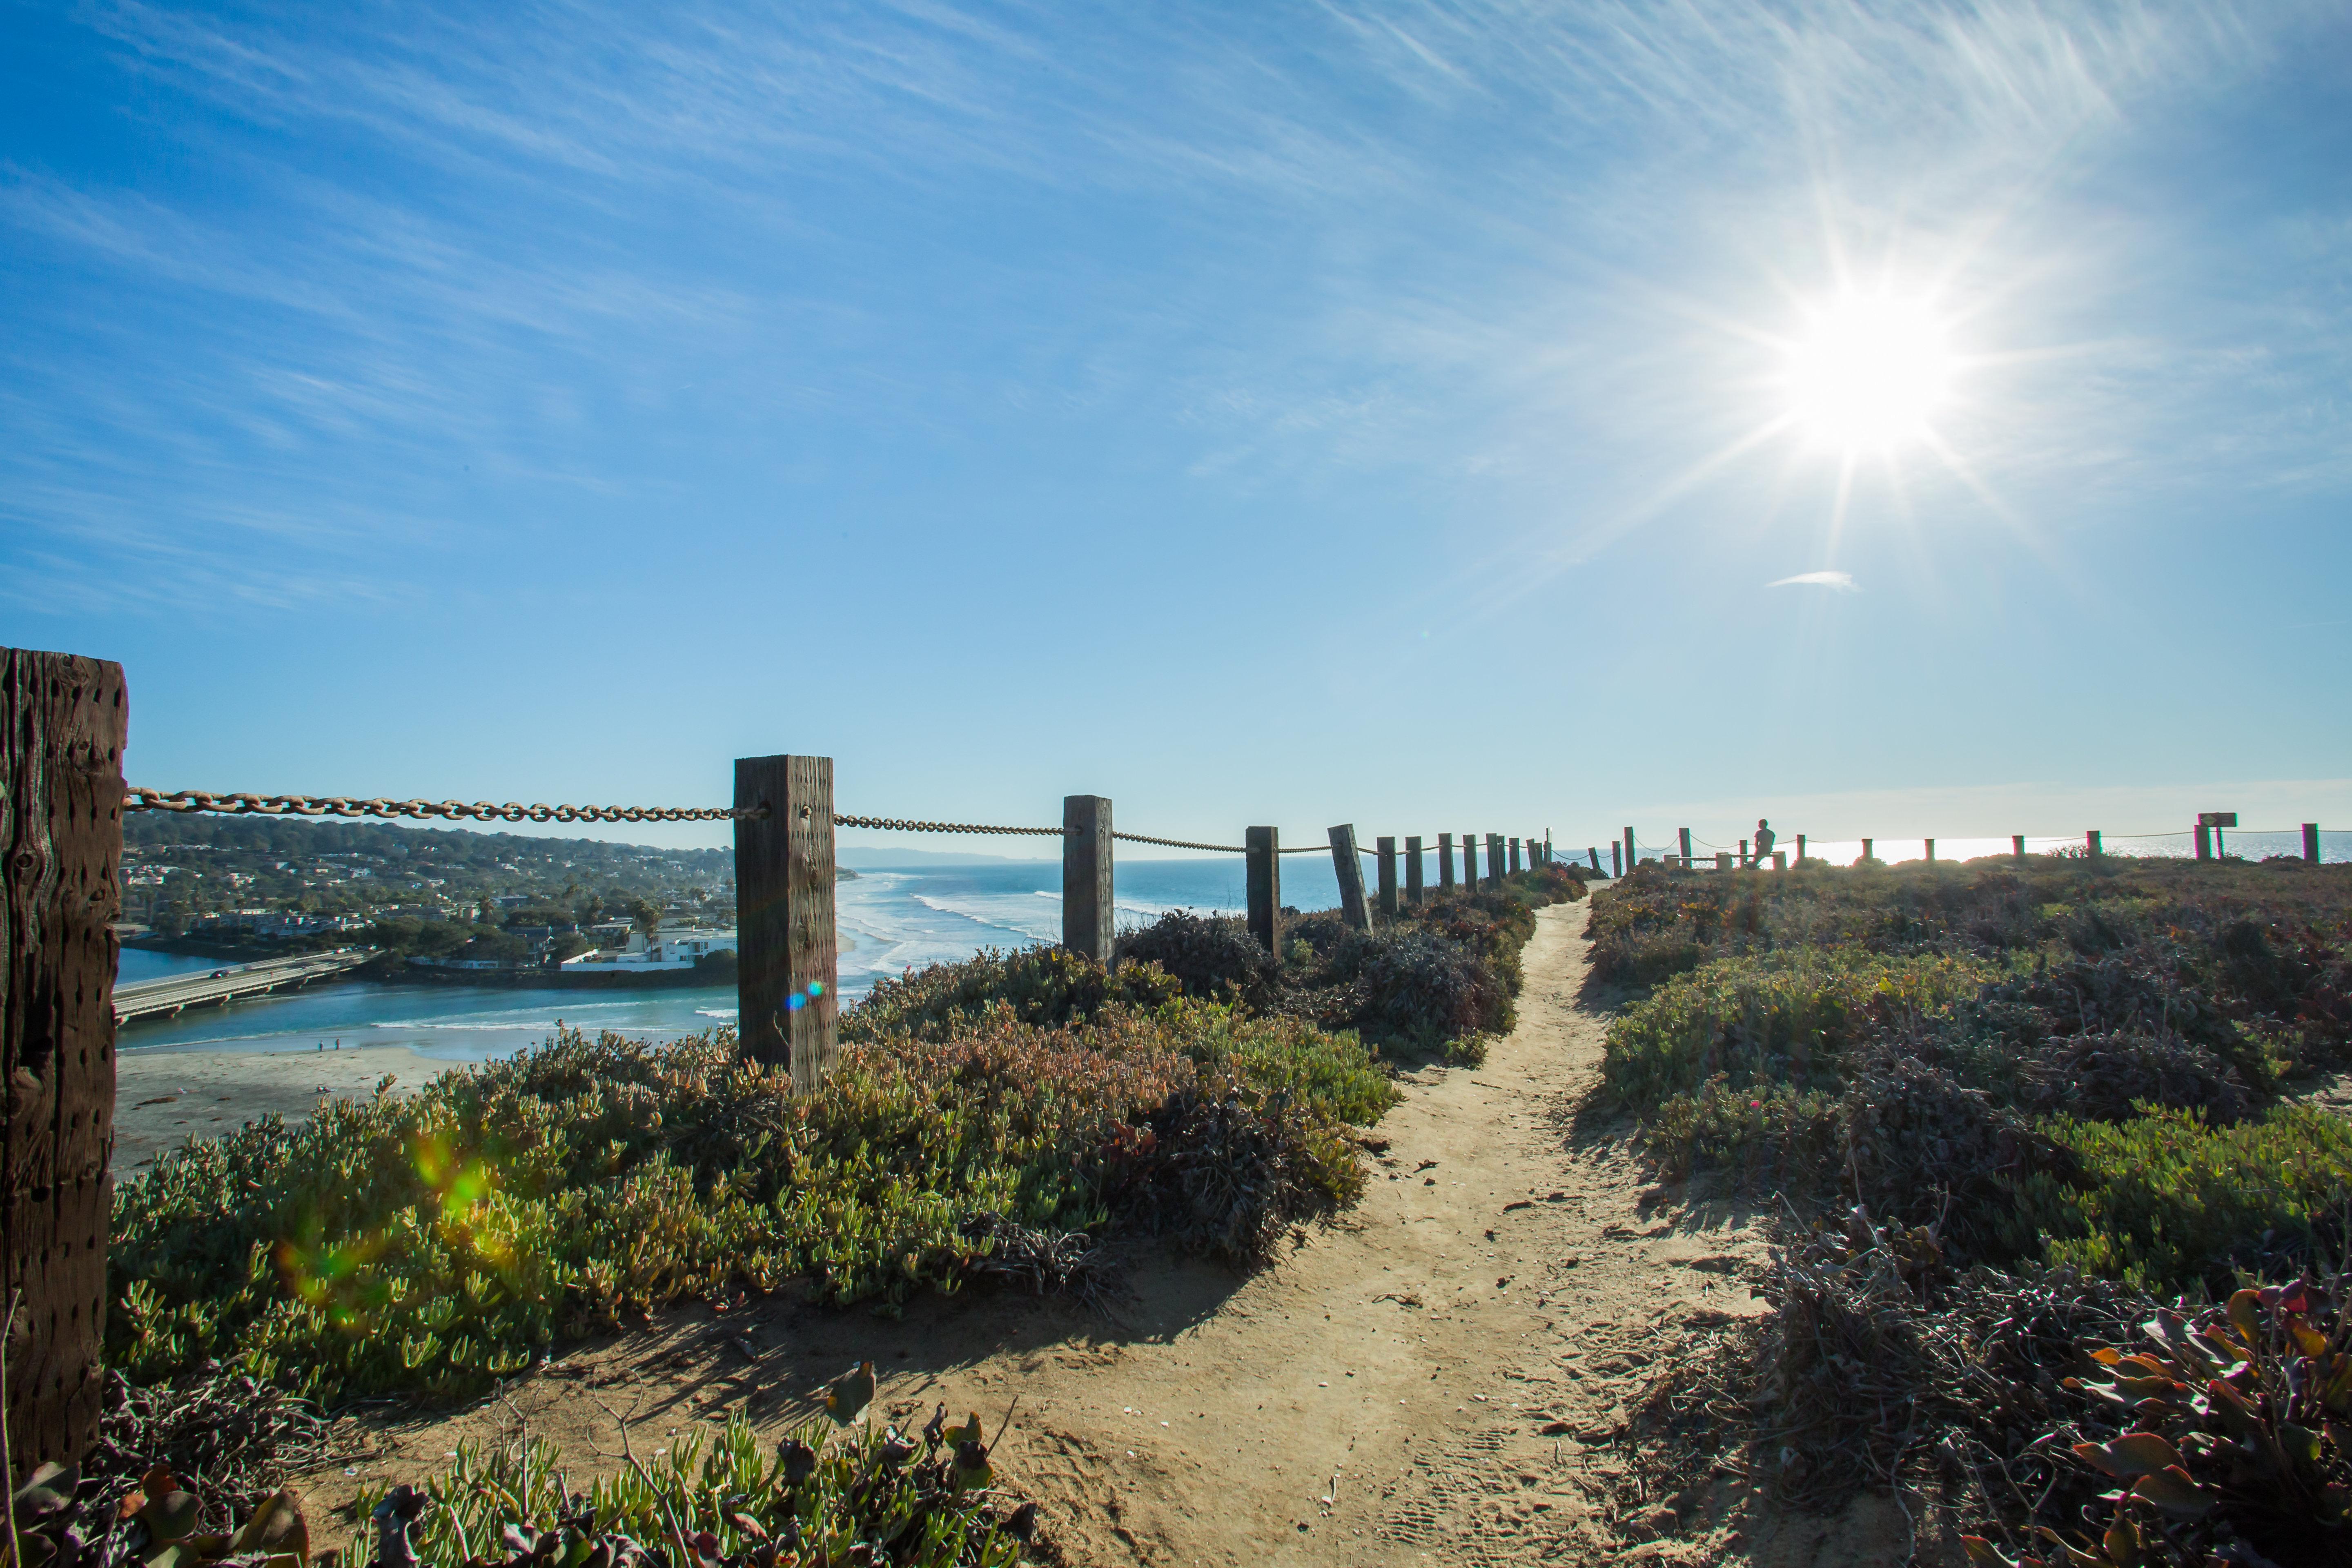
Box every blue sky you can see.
[6,0,2348,855]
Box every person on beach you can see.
[1750,819,1776,868]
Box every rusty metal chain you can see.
[1113,831,1244,853]
[125,787,1509,858]
[831,814,1067,838]
[124,788,760,824]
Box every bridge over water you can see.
[113,947,380,1025]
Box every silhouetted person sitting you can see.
[1749,819,1776,868]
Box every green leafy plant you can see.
[112,982,1394,1405]
[353,1412,1037,1568]
[1964,1278,2352,1567]
[2015,1105,2352,1293]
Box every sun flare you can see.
[1783,291,1956,454]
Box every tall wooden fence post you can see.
[1588,846,1599,873]
[2,647,125,1482]
[1376,835,1399,916]
[1485,834,1503,889]
[1678,828,1692,864]
[1508,837,1521,874]
[1330,825,1372,931]
[1437,833,1454,892]
[735,755,840,1093]
[1245,826,1281,958]
[1860,837,1874,863]
[1796,833,1807,864]
[1610,841,1621,878]
[1063,795,1114,960]
[2195,824,2212,861]
[1621,827,1635,874]
[2012,835,2026,860]
[1464,833,1478,890]
[1405,835,1424,906]
[2306,824,2322,864]
[2087,829,2102,857]
[1924,838,1936,863]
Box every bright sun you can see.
[1783,291,1956,454]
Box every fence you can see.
[4,642,1577,1476]
[17,634,2346,1479]
[1607,823,2343,874]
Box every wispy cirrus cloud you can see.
[1768,570,1858,591]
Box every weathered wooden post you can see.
[1773,851,1787,871]
[1715,852,1733,872]
[1405,835,1424,906]
[1437,833,1455,892]
[1376,835,1399,917]
[2087,829,2102,857]
[1245,826,1281,958]
[1796,833,1807,864]
[1465,833,1478,889]
[1610,841,1621,877]
[1486,834,1504,889]
[2306,824,2322,864]
[1860,837,1874,863]
[1588,847,1599,873]
[2012,835,2025,860]
[1508,837,1521,874]
[2194,824,2212,861]
[1063,795,1114,958]
[3,647,125,1481]
[1925,838,1936,863]
[1739,838,1749,867]
[1330,825,1373,932]
[1622,827,1635,874]
[1678,828,1693,864]
[736,755,840,1093]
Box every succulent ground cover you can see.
[1109,865,1586,1064]
[1591,854,2352,1562]
[109,878,1571,1408]
[13,1377,1033,1568]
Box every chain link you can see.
[124,788,759,824]
[1113,831,1244,853]
[831,814,1067,838]
[124,786,1521,858]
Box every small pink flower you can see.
[1749,1100,1761,1108]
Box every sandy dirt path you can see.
[305,902,1879,1564]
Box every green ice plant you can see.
[111,985,1394,1404]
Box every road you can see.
[113,947,379,1024]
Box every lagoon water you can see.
[116,855,1356,1065]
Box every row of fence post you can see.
[1621,823,2328,871]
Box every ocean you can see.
[114,854,1353,1065]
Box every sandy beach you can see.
[113,1042,439,1172]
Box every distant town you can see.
[119,813,851,980]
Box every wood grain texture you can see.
[1486,834,1503,890]
[1375,836,1397,918]
[1437,833,1454,892]
[1328,825,1372,933]
[1463,833,1477,891]
[1404,835,1423,907]
[1245,827,1281,958]
[1508,837,1521,875]
[2,646,122,1482]
[734,755,838,1091]
[1062,796,1112,962]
